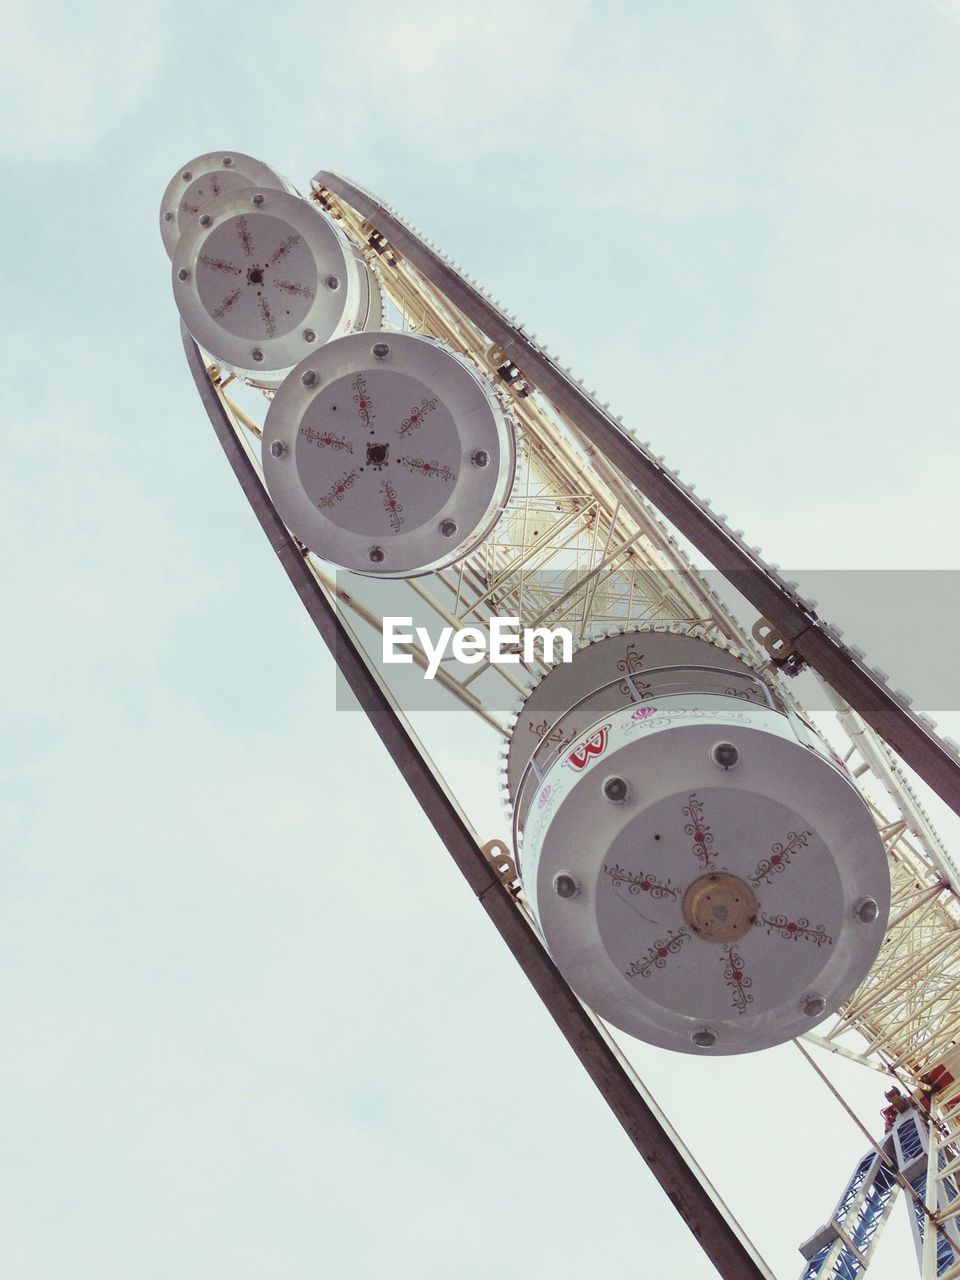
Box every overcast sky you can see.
[4,1,960,1276]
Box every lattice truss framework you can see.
[207,180,960,1098]
[799,1062,960,1278]
[926,1093,960,1279]
[828,807,960,1081]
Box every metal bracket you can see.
[488,344,533,397]
[366,228,399,265]
[309,185,343,219]
[482,839,521,893]
[752,617,805,675]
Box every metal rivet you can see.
[252,193,265,206]
[251,348,264,363]
[372,342,390,360]
[856,898,879,924]
[300,369,318,387]
[602,775,629,804]
[691,1029,717,1048]
[199,213,211,227]
[302,328,316,343]
[222,156,233,166]
[368,546,385,564]
[553,873,579,899]
[326,274,340,290]
[471,449,490,468]
[439,519,458,538]
[270,441,286,458]
[803,994,826,1018]
[181,170,192,181]
[711,741,740,771]
[177,267,190,281]
[163,211,174,223]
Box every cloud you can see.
[927,0,960,20]
[336,0,589,134]
[0,1,167,163]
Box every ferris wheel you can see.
[161,150,960,1280]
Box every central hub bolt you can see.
[682,872,758,943]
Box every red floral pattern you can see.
[317,469,360,509]
[258,295,276,338]
[269,233,300,264]
[199,254,239,274]
[603,864,678,901]
[759,914,832,946]
[398,397,439,436]
[212,289,241,319]
[397,456,454,482]
[625,929,689,979]
[353,374,375,427]
[683,793,716,870]
[299,426,352,453]
[749,830,812,886]
[236,216,254,256]
[722,944,753,1014]
[629,705,658,722]
[382,481,404,532]
[274,279,315,299]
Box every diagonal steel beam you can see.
[182,327,775,1280]
[314,170,960,820]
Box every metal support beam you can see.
[799,1032,893,1074]
[923,1112,940,1278]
